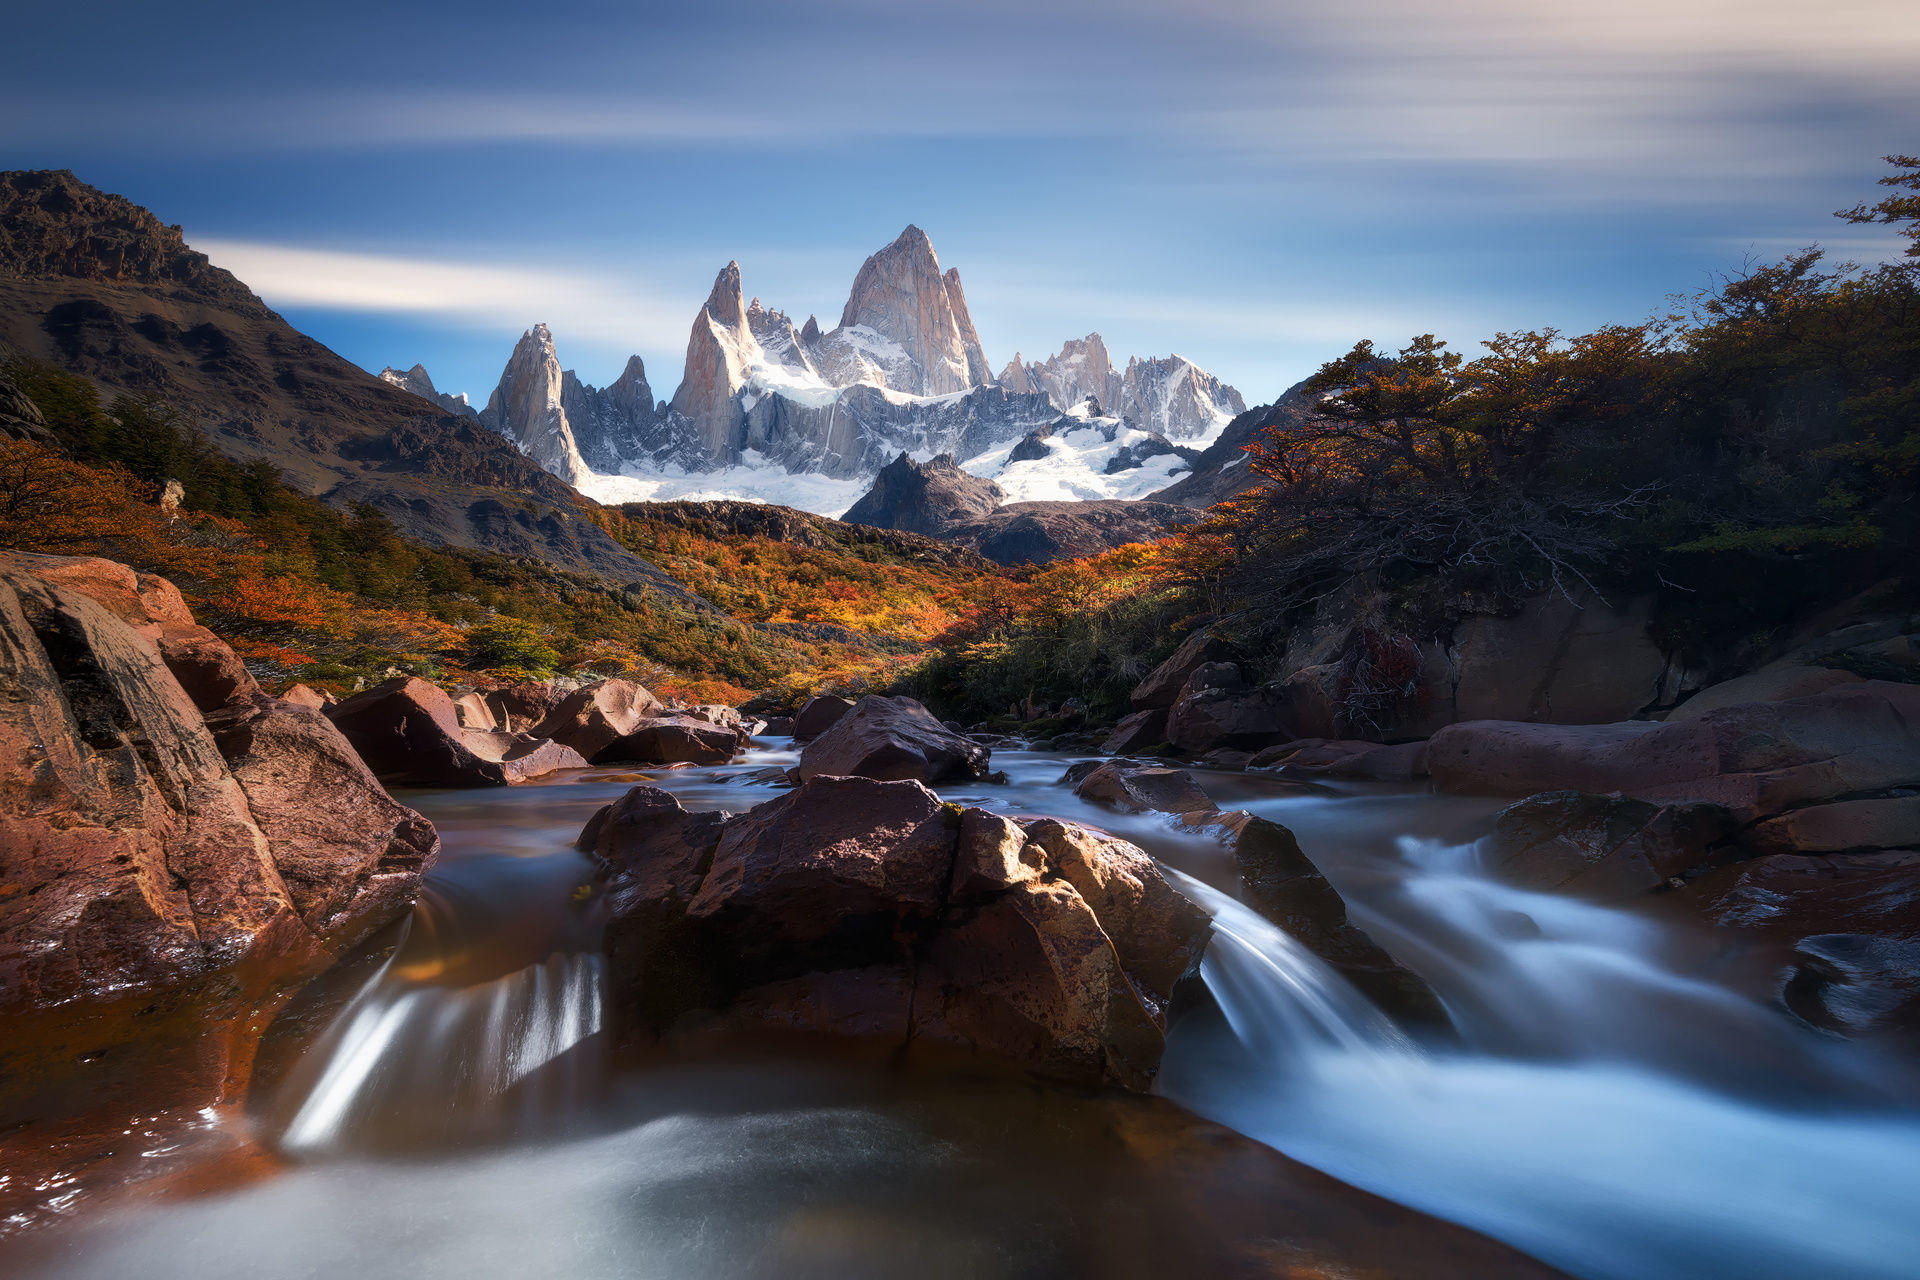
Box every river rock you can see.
[1427,682,1920,821]
[791,694,854,740]
[586,777,1211,1090]
[1103,707,1170,754]
[483,680,571,732]
[531,678,662,760]
[761,715,795,736]
[1131,630,1234,711]
[281,683,333,712]
[1665,665,1862,721]
[1188,809,1449,1027]
[1482,791,1739,898]
[1178,661,1245,700]
[0,555,437,1110]
[1166,685,1289,753]
[327,676,588,785]
[451,691,495,730]
[1073,762,1214,815]
[1249,738,1430,782]
[600,714,744,765]
[797,694,989,784]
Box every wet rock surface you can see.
[585,776,1211,1090]
[327,677,589,786]
[797,694,990,784]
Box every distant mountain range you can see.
[396,225,1248,516]
[0,169,1281,570]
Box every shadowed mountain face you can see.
[0,170,678,591]
[1149,377,1317,509]
[842,451,1198,565]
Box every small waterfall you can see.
[278,951,605,1152]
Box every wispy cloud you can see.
[193,237,693,351]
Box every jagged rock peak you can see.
[943,265,992,387]
[704,261,746,329]
[838,226,975,396]
[380,362,475,418]
[480,323,590,487]
[800,314,822,346]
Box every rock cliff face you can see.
[1119,354,1245,440]
[379,364,476,418]
[1021,334,1125,417]
[562,355,662,474]
[479,325,591,487]
[834,225,979,396]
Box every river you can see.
[9,739,1920,1279]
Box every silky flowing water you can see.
[11,740,1920,1279]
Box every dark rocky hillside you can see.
[0,170,674,591]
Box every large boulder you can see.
[1248,738,1430,782]
[1481,791,1739,898]
[1,551,262,713]
[1428,682,1920,821]
[0,556,437,1112]
[1166,686,1289,753]
[1665,665,1862,721]
[1187,810,1449,1027]
[791,694,855,740]
[1072,762,1214,816]
[585,778,1211,1089]
[482,680,571,732]
[1131,630,1234,711]
[1103,707,1169,754]
[599,713,744,765]
[327,677,588,786]
[530,678,662,761]
[451,691,495,730]
[797,694,989,784]
[280,683,333,712]
[1448,590,1669,724]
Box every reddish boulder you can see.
[327,676,588,785]
[1178,661,1246,701]
[761,715,795,736]
[600,713,744,765]
[1131,630,1234,711]
[586,777,1212,1090]
[791,694,855,740]
[1167,686,1289,753]
[280,683,332,712]
[797,694,989,784]
[1184,809,1449,1027]
[1427,682,1920,821]
[683,703,744,731]
[451,691,495,730]
[531,678,662,760]
[1072,762,1214,816]
[1482,791,1738,898]
[483,680,571,732]
[1250,738,1429,782]
[0,556,437,1112]
[1665,665,1861,721]
[1103,707,1169,754]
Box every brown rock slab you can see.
[791,694,855,740]
[797,694,989,784]
[327,676,587,785]
[531,678,662,760]
[1072,761,1214,815]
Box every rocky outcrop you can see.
[561,355,662,475]
[0,367,53,443]
[1664,664,1862,721]
[1103,707,1170,754]
[1481,791,1740,898]
[791,694,855,740]
[482,681,572,733]
[797,694,990,784]
[478,324,591,488]
[1167,686,1290,753]
[599,713,745,765]
[378,363,476,418]
[667,262,753,464]
[945,499,1200,567]
[530,679,661,761]
[327,677,588,786]
[1427,682,1920,821]
[1022,334,1125,417]
[1132,631,1235,710]
[841,452,1005,538]
[0,554,436,1107]
[1185,809,1448,1027]
[835,226,977,396]
[585,777,1211,1089]
[1072,762,1214,815]
[943,266,993,388]
[1118,354,1245,441]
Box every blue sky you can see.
[7,0,1915,408]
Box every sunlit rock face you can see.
[379,363,476,418]
[479,324,591,487]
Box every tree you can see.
[1838,154,1920,257]
[464,616,561,674]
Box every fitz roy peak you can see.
[465,225,1246,509]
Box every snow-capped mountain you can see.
[378,363,476,419]
[455,225,1246,516]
